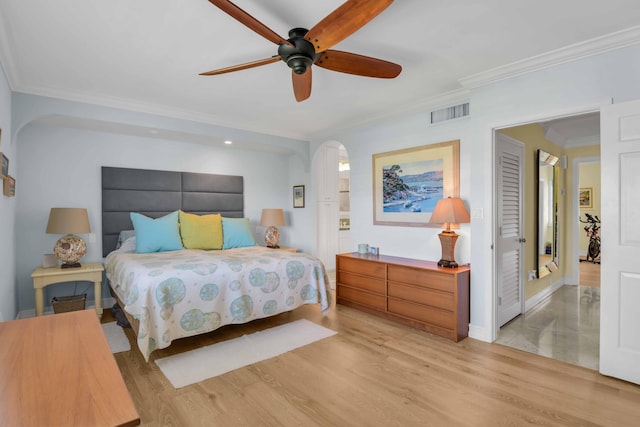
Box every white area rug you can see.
[156,319,337,388]
[102,322,131,354]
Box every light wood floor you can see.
[106,300,640,426]
[580,258,600,287]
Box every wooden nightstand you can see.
[31,262,105,318]
[265,246,298,252]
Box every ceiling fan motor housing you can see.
[278,28,319,74]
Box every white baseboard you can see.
[524,279,565,312]
[468,324,491,342]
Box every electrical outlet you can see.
[528,270,537,281]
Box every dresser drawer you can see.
[388,281,454,311]
[338,257,386,278]
[337,286,386,311]
[388,298,454,330]
[337,271,385,294]
[388,265,453,292]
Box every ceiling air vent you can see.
[430,102,470,124]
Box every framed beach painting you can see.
[372,140,460,226]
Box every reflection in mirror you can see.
[537,149,559,279]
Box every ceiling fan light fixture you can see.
[287,54,313,74]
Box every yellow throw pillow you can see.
[179,211,223,250]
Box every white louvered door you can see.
[496,133,525,327]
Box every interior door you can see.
[496,133,525,327]
[600,99,640,384]
[314,143,340,283]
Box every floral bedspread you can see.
[105,239,332,361]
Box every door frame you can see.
[490,102,608,337]
[570,156,600,286]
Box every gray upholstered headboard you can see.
[101,166,244,257]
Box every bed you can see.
[102,167,331,361]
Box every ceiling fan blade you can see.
[305,0,394,53]
[315,50,401,78]
[292,69,312,102]
[207,0,292,46]
[200,56,281,76]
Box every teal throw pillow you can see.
[222,217,257,249]
[130,211,183,253]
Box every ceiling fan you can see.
[200,0,402,102]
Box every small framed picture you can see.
[3,175,15,197]
[0,152,8,177]
[579,187,593,209]
[293,185,305,208]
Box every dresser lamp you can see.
[429,197,470,268]
[260,208,285,248]
[46,208,91,268]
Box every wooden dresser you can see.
[336,252,471,342]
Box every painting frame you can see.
[579,187,593,209]
[0,152,8,178]
[373,140,460,227]
[3,175,15,197]
[293,185,305,208]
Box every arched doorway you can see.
[312,141,350,288]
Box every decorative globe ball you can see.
[265,226,280,248]
[53,235,87,264]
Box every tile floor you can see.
[496,285,600,370]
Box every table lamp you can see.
[260,208,285,248]
[429,197,470,268]
[46,207,91,268]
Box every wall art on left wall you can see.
[3,175,15,197]
[0,152,8,178]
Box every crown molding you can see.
[10,83,309,141]
[565,134,600,149]
[459,25,640,89]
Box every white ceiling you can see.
[1,0,638,141]
[540,113,601,147]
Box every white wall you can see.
[0,64,15,321]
